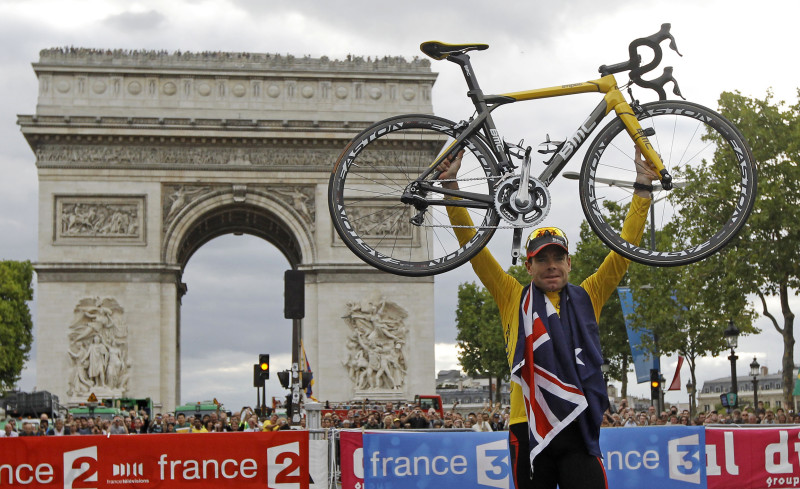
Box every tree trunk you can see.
[621,356,629,399]
[780,283,796,411]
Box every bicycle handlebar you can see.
[599,23,684,100]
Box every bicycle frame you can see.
[415,52,669,207]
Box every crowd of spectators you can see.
[602,399,800,427]
[3,399,798,437]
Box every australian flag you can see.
[510,284,589,468]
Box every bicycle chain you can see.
[417,175,540,229]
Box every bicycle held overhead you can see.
[328,24,757,277]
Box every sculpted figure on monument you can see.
[163,185,210,224]
[342,294,408,391]
[66,297,129,396]
[60,201,139,238]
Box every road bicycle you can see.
[328,24,757,277]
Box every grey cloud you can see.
[102,10,167,31]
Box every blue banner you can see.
[363,431,512,489]
[601,426,706,488]
[617,286,659,383]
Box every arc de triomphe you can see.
[19,48,438,412]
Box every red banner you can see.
[0,431,308,488]
[707,427,800,489]
[338,430,364,489]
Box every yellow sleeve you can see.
[580,194,651,321]
[446,206,523,326]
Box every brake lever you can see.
[636,66,685,101]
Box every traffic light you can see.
[277,370,290,389]
[284,270,305,319]
[259,354,270,380]
[650,368,661,401]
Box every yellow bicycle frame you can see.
[497,75,667,177]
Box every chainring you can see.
[493,174,551,227]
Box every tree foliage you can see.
[455,275,519,402]
[707,90,800,409]
[0,260,34,392]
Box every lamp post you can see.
[601,358,610,384]
[686,380,695,418]
[750,356,760,408]
[723,320,740,408]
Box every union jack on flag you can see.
[510,286,588,467]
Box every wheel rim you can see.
[581,102,756,266]
[330,117,499,275]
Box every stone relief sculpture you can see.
[345,206,413,238]
[58,199,141,239]
[342,294,408,391]
[162,185,211,225]
[66,297,129,397]
[271,186,315,228]
[36,145,342,168]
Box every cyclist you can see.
[439,148,656,489]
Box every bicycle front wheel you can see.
[328,114,501,276]
[580,100,757,266]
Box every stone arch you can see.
[22,48,438,412]
[162,188,315,269]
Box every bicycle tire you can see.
[328,114,501,276]
[579,100,757,267]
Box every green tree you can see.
[455,276,519,403]
[626,252,757,415]
[0,260,34,392]
[709,90,800,410]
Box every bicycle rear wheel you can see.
[580,100,757,266]
[328,114,501,276]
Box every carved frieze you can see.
[67,297,129,397]
[333,203,414,247]
[342,295,408,391]
[55,195,145,244]
[35,144,341,169]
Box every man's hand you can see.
[437,150,463,190]
[633,146,658,198]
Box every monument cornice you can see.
[37,48,436,76]
[34,262,182,282]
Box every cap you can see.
[526,227,569,258]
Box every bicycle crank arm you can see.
[511,227,522,265]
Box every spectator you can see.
[243,415,260,432]
[473,412,493,432]
[175,413,191,433]
[37,419,49,436]
[109,416,128,435]
[148,414,165,433]
[48,418,70,436]
[1,423,18,437]
[19,422,36,436]
[191,418,208,433]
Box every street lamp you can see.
[601,358,610,383]
[723,320,740,408]
[750,356,760,408]
[686,380,695,418]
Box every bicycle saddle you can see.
[420,41,489,60]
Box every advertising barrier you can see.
[0,431,308,488]
[4,426,800,488]
[363,431,512,489]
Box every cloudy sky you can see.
[2,0,799,413]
